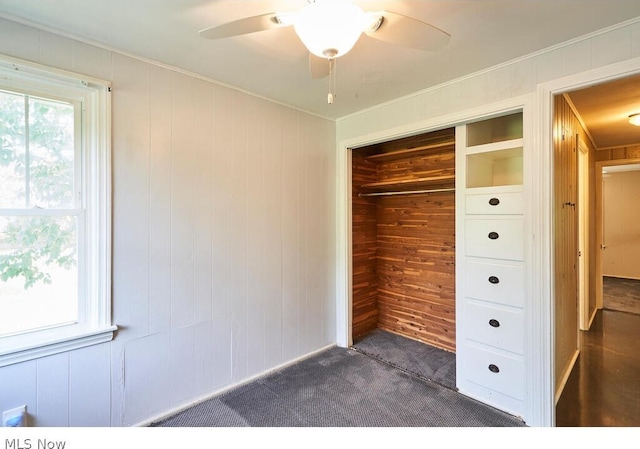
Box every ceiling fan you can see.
[198,0,450,104]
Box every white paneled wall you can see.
[0,17,336,427]
[337,20,640,141]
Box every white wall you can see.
[603,169,640,279]
[336,17,640,428]
[338,20,640,141]
[0,17,337,427]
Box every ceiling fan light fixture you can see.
[629,113,640,126]
[293,0,367,59]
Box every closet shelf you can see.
[358,175,455,195]
[365,141,455,162]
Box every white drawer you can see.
[466,191,524,215]
[456,381,524,418]
[460,343,525,400]
[465,259,524,307]
[464,301,524,354]
[465,218,523,261]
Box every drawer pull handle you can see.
[489,197,500,206]
[488,276,500,284]
[488,364,500,373]
[489,319,500,328]
[488,231,499,240]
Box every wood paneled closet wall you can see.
[351,128,456,352]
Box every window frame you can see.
[0,55,115,367]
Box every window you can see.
[0,55,114,367]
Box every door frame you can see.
[538,57,640,427]
[336,95,532,349]
[578,139,591,331]
[595,158,640,310]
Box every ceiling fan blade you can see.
[199,13,286,39]
[364,11,450,51]
[309,53,330,79]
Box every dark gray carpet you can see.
[151,346,525,427]
[603,276,640,315]
[352,329,456,389]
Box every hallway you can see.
[555,308,640,426]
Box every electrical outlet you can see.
[3,405,27,427]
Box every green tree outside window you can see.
[0,89,77,290]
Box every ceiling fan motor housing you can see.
[294,0,367,59]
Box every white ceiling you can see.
[1,0,640,138]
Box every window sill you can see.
[0,324,118,368]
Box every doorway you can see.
[553,72,640,426]
[598,161,640,315]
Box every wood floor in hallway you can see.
[555,308,640,426]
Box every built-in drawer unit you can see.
[463,300,524,354]
[464,259,524,307]
[456,112,527,419]
[465,190,524,215]
[464,218,523,261]
[460,342,525,401]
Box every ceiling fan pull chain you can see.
[328,58,336,104]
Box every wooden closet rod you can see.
[358,187,455,197]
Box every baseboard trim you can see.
[603,275,640,281]
[132,343,337,427]
[587,307,598,329]
[554,349,579,405]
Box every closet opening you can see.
[349,127,457,355]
